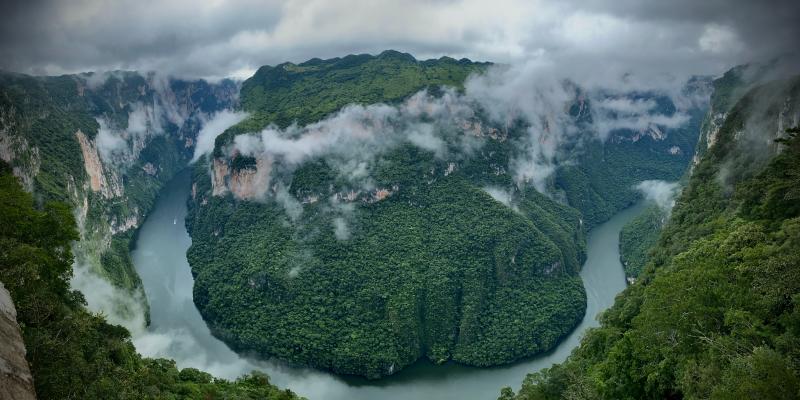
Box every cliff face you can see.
[0,282,36,400]
[211,155,275,200]
[0,71,239,311]
[75,130,123,198]
[0,109,40,192]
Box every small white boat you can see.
[173,218,177,225]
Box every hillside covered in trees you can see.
[186,51,707,378]
[502,71,800,400]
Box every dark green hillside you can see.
[188,52,708,378]
[188,52,620,378]
[0,162,301,400]
[556,93,706,228]
[188,143,587,378]
[503,76,800,400]
[619,204,666,279]
[214,50,489,153]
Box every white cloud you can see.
[192,110,249,162]
[484,186,519,212]
[635,179,680,210]
[70,263,148,333]
[95,119,128,163]
[332,217,351,240]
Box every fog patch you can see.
[192,110,249,162]
[332,217,351,241]
[406,124,446,157]
[715,75,800,192]
[95,119,128,163]
[226,89,480,195]
[465,61,582,190]
[221,60,710,200]
[484,186,520,212]
[147,72,187,127]
[274,185,303,222]
[70,263,147,334]
[95,101,166,165]
[635,180,680,211]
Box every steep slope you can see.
[187,51,708,378]
[0,281,35,400]
[504,73,800,399]
[0,71,237,313]
[619,204,667,280]
[0,162,302,399]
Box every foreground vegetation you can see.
[0,161,301,399]
[502,75,800,399]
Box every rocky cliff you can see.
[0,282,36,400]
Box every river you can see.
[131,170,645,399]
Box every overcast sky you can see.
[1,0,798,81]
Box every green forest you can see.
[187,52,707,378]
[0,160,302,399]
[214,50,490,152]
[501,76,800,399]
[619,204,667,279]
[189,144,588,378]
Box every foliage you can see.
[188,146,586,379]
[190,52,708,378]
[0,162,302,399]
[619,204,666,279]
[555,99,705,228]
[502,76,800,399]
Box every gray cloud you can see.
[1,0,798,80]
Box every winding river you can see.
[131,170,645,399]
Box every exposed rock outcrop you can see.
[211,156,273,200]
[75,130,123,198]
[211,157,230,196]
[0,282,36,400]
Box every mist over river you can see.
[131,170,645,399]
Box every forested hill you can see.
[213,50,490,151]
[0,161,302,399]
[187,52,708,378]
[503,73,800,399]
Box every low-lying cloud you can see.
[192,110,249,162]
[222,59,704,199]
[635,180,681,210]
[70,263,148,333]
[484,186,519,212]
[227,90,479,190]
[95,101,165,165]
